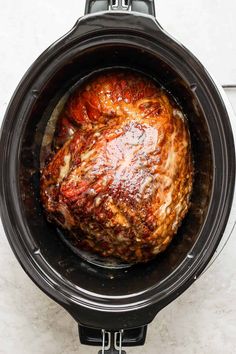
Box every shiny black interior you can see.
[19,44,213,297]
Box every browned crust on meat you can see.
[40,71,193,263]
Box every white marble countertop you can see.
[0,1,236,353]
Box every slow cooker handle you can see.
[85,0,156,17]
[79,325,147,353]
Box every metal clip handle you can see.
[109,0,131,11]
[98,329,126,354]
[85,0,156,16]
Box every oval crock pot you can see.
[0,0,235,352]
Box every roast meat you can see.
[40,71,193,263]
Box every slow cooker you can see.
[0,0,235,353]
